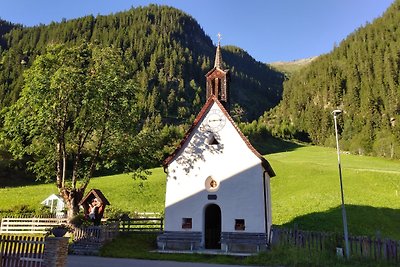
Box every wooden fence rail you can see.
[109,218,164,233]
[270,226,400,262]
[0,235,45,267]
[0,218,68,234]
[73,223,119,243]
[1,217,163,235]
[348,235,400,262]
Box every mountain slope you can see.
[0,5,284,122]
[269,56,318,76]
[266,0,400,159]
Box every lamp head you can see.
[332,109,342,115]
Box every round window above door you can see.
[205,176,219,192]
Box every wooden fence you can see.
[133,212,162,218]
[0,218,67,234]
[1,216,163,233]
[73,223,119,243]
[348,235,399,262]
[110,218,164,233]
[0,235,45,267]
[270,226,400,262]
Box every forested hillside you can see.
[0,19,18,39]
[0,5,284,183]
[0,5,283,122]
[265,0,400,159]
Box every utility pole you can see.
[332,109,350,259]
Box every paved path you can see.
[67,255,265,267]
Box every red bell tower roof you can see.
[205,33,230,112]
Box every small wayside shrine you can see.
[157,37,276,253]
[79,188,110,225]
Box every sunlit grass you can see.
[88,168,166,214]
[1,145,399,239]
[0,168,166,215]
[0,183,57,210]
[268,146,400,238]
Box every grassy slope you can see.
[269,146,400,239]
[88,168,166,214]
[268,57,317,75]
[0,168,166,214]
[1,146,399,238]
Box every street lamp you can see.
[332,109,350,259]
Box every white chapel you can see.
[158,39,276,252]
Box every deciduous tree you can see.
[1,43,139,219]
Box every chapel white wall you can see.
[164,102,270,233]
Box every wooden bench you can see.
[221,232,268,252]
[157,231,202,251]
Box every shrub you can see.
[104,206,130,220]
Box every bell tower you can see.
[206,33,230,111]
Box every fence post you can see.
[43,237,69,267]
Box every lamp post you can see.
[332,109,350,259]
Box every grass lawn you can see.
[1,145,399,239]
[88,167,166,214]
[101,233,399,267]
[100,233,244,265]
[268,146,400,239]
[0,168,166,215]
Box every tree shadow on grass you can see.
[0,170,39,188]
[249,134,303,155]
[278,204,400,240]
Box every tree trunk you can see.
[59,187,86,221]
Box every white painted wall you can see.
[164,102,271,234]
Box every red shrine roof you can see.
[163,96,276,178]
[79,188,110,206]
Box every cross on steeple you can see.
[214,33,223,69]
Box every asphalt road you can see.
[67,255,266,267]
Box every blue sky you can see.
[0,0,395,62]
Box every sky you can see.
[0,0,395,63]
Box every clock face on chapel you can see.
[205,109,226,132]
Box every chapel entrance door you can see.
[204,204,221,249]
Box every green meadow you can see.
[269,146,400,239]
[1,145,399,239]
